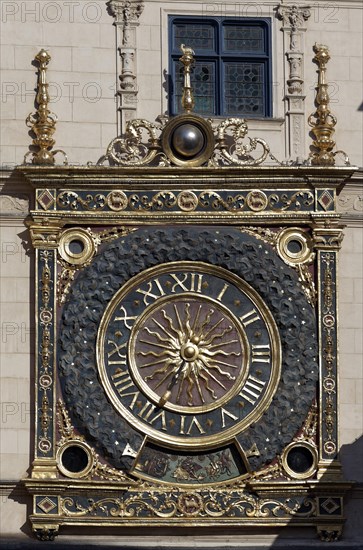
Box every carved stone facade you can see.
[277,4,311,161]
[107,0,145,133]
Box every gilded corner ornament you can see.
[56,400,133,483]
[308,44,349,166]
[24,50,67,166]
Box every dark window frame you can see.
[169,15,272,118]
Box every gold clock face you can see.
[97,262,281,450]
[130,293,249,414]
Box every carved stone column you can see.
[277,4,311,162]
[107,0,144,133]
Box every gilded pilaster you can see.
[30,224,62,478]
[312,224,344,479]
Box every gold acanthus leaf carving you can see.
[60,492,316,519]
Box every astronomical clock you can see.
[20,46,354,542]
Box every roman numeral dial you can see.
[97,261,281,450]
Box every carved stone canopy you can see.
[106,0,144,24]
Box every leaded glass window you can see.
[169,17,271,117]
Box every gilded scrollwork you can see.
[56,401,132,483]
[321,253,337,456]
[102,119,165,166]
[249,458,287,482]
[98,114,280,168]
[209,118,277,167]
[38,251,54,454]
[59,490,316,520]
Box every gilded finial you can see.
[24,49,67,165]
[179,44,195,113]
[308,43,338,166]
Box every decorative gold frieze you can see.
[24,50,67,166]
[59,491,317,520]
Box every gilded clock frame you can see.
[20,163,355,543]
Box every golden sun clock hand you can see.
[137,301,239,408]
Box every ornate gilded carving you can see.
[56,189,316,214]
[99,116,279,167]
[56,401,133,483]
[38,251,54,454]
[56,226,135,304]
[249,460,286,482]
[210,118,278,166]
[317,526,343,542]
[299,401,318,447]
[321,253,337,456]
[58,228,98,266]
[242,226,316,306]
[59,491,317,519]
[98,43,279,167]
[34,527,59,542]
[313,228,344,250]
[180,45,195,113]
[308,44,349,166]
[29,224,61,249]
[99,118,166,167]
[24,50,67,166]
